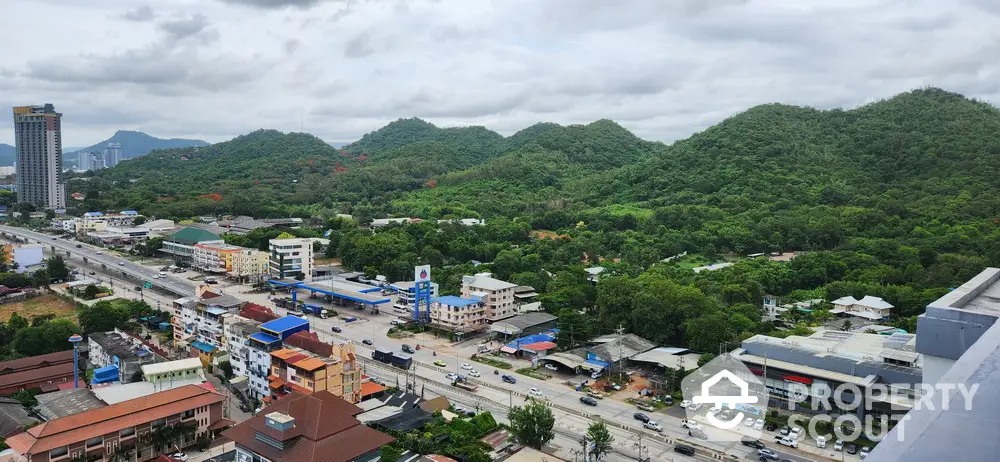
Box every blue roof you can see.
[92,365,119,384]
[121,210,139,215]
[506,332,557,350]
[190,341,218,353]
[260,316,309,334]
[431,295,479,307]
[585,359,611,368]
[84,211,103,217]
[250,332,281,344]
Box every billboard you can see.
[414,265,431,283]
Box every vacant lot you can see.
[0,294,77,322]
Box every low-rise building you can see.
[160,227,224,263]
[229,248,270,283]
[73,210,142,234]
[193,242,245,273]
[390,280,440,307]
[142,358,204,383]
[269,237,314,282]
[222,315,261,381]
[267,337,360,404]
[428,295,487,334]
[85,226,150,245]
[5,385,231,462]
[460,272,518,322]
[830,295,894,321]
[223,391,394,462]
[246,316,311,400]
[89,330,160,384]
[2,243,43,274]
[173,290,244,351]
[0,351,77,395]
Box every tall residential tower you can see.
[104,142,122,168]
[12,104,65,209]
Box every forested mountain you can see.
[66,130,208,162]
[0,144,13,166]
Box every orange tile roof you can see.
[269,378,287,389]
[285,381,313,395]
[292,357,326,372]
[7,385,224,454]
[360,381,387,397]
[271,349,298,360]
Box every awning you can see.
[581,359,610,371]
[269,378,286,389]
[361,381,388,397]
[208,418,236,431]
[500,346,518,354]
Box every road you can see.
[0,225,196,296]
[0,225,831,461]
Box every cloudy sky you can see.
[2,0,1000,147]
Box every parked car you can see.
[643,421,663,432]
[789,427,802,439]
[860,446,871,459]
[590,371,601,379]
[774,436,798,448]
[816,436,827,448]
[846,444,858,454]
[709,405,722,415]
[331,326,342,333]
[765,422,777,432]
[741,437,765,449]
[744,417,755,427]
[544,363,558,371]
[779,426,791,435]
[662,396,674,405]
[680,420,701,430]
[687,402,703,412]
[169,453,188,462]
[758,448,778,460]
[679,400,692,408]
[834,440,844,451]
[579,396,598,406]
[362,339,373,346]
[636,402,655,412]
[754,419,765,430]
[633,412,650,423]
[502,374,517,384]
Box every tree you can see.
[507,401,555,449]
[379,444,404,462]
[30,269,50,288]
[218,360,234,379]
[841,319,853,331]
[698,353,716,367]
[77,301,129,334]
[46,255,70,281]
[83,284,101,299]
[587,422,613,460]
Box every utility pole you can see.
[632,433,649,462]
[616,324,625,382]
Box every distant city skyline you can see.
[2,1,999,147]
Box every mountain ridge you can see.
[66,130,208,164]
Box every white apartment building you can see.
[269,238,314,281]
[428,295,487,333]
[460,272,519,322]
[172,291,244,351]
[230,249,270,283]
[222,315,259,381]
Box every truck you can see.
[372,349,394,364]
[300,304,331,319]
[452,376,479,392]
[390,353,413,369]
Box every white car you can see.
[118,262,125,266]
[643,421,663,432]
[544,364,558,371]
[679,400,692,409]
[680,420,701,430]
[789,427,802,439]
[834,440,844,451]
[590,371,601,379]
[708,405,722,415]
[687,402,703,412]
[445,373,459,381]
[754,419,765,430]
[169,453,188,462]
[468,369,481,377]
[461,363,473,370]
[776,436,798,448]
[744,417,755,427]
[529,387,544,396]
[96,251,103,255]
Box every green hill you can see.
[66,130,208,164]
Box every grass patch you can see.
[674,254,713,269]
[0,294,77,322]
[472,355,513,370]
[515,367,551,380]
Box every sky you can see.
[2,0,1000,147]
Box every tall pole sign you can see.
[414,265,431,323]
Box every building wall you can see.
[461,283,516,321]
[13,105,64,209]
[230,249,269,282]
[145,366,202,383]
[429,301,487,332]
[0,370,75,395]
[269,238,313,281]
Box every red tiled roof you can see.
[360,381,387,397]
[200,291,221,299]
[0,362,75,391]
[0,350,73,374]
[208,418,236,431]
[222,391,392,462]
[7,385,225,454]
[521,341,557,351]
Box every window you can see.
[86,436,103,447]
[120,427,136,438]
[49,447,68,459]
[152,418,166,428]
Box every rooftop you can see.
[831,295,894,309]
[588,333,657,362]
[7,385,224,454]
[91,377,210,405]
[260,316,310,335]
[90,331,156,363]
[221,391,393,462]
[430,295,480,307]
[167,227,223,246]
[0,398,38,437]
[34,388,106,420]
[489,312,558,335]
[141,358,203,376]
[0,350,73,374]
[463,274,517,291]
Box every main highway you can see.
[0,224,828,461]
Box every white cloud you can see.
[1,0,999,146]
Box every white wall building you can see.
[222,315,259,382]
[230,249,270,283]
[269,238,314,281]
[830,295,894,321]
[4,244,43,274]
[460,272,518,322]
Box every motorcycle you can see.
[494,369,499,375]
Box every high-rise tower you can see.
[104,142,122,168]
[12,104,65,209]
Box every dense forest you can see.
[66,87,1000,352]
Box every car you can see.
[96,251,103,255]
[468,369,481,377]
[788,427,802,439]
[331,326,342,333]
[118,262,125,266]
[846,444,858,454]
[774,436,798,448]
[860,446,871,459]
[89,271,96,275]
[446,373,459,381]
[718,409,734,420]
[834,440,844,451]
[605,383,621,391]
[169,453,188,462]
[662,396,673,405]
[401,344,415,354]
[461,363,473,370]
[635,402,655,412]
[765,422,777,432]
[687,402,703,412]
[205,279,218,284]
[362,339,373,346]
[754,419,765,430]
[579,396,598,406]
[779,426,791,435]
[674,444,695,456]
[529,387,543,396]
[51,237,57,240]
[709,405,722,415]
[643,421,663,432]
[758,448,778,460]
[590,371,601,379]
[741,437,766,449]
[679,400,692,408]
[134,286,141,291]
[816,436,827,448]
[633,412,650,423]
[744,417,755,427]
[544,363,558,371]
[502,374,517,384]
[434,360,447,367]
[680,420,701,430]
[75,244,82,248]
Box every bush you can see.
[472,356,513,370]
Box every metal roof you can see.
[141,358,203,376]
[489,313,557,335]
[260,315,310,334]
[431,296,480,307]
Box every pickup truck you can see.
[587,390,605,399]
[774,436,799,448]
[452,377,478,392]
